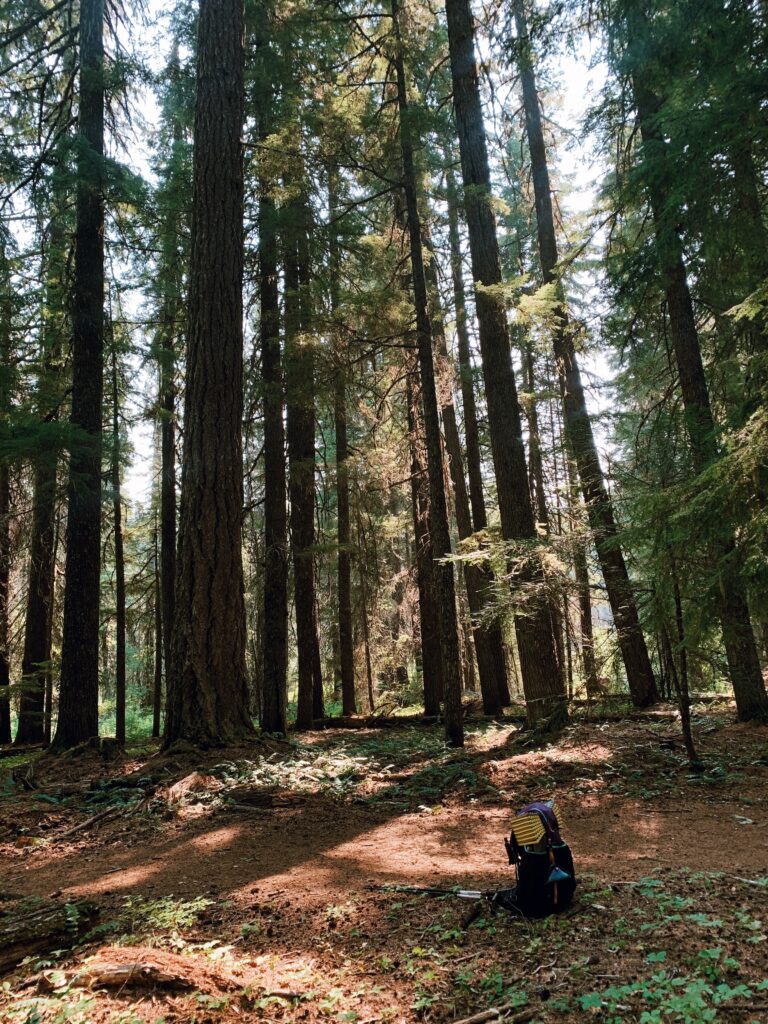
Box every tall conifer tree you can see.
[166,0,254,746]
[53,0,105,749]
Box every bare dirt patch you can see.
[1,707,766,1023]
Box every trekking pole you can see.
[366,884,521,921]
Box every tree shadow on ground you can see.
[4,712,764,915]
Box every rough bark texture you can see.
[259,172,288,735]
[445,168,511,707]
[329,170,357,717]
[392,0,463,746]
[0,899,98,974]
[159,311,176,718]
[669,553,700,766]
[16,455,57,744]
[0,462,10,744]
[633,72,768,723]
[16,214,63,746]
[53,0,105,749]
[43,518,58,746]
[570,485,598,697]
[445,165,486,531]
[444,0,565,726]
[284,200,319,732]
[424,242,504,715]
[0,236,9,744]
[152,528,162,737]
[165,0,254,746]
[301,225,324,724]
[514,0,658,709]
[521,342,548,531]
[110,347,126,744]
[407,374,444,717]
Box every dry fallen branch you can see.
[55,806,122,839]
[258,989,305,1000]
[452,1007,535,1024]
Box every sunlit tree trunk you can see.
[514,0,658,708]
[444,0,565,726]
[445,166,510,705]
[424,240,503,714]
[392,0,463,745]
[329,168,357,716]
[285,196,319,730]
[166,0,254,746]
[407,372,445,716]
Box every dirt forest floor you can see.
[1,704,767,1024]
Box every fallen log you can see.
[0,898,98,974]
[78,960,197,991]
[0,744,43,760]
[312,714,440,730]
[74,946,249,994]
[225,787,302,808]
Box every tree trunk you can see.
[514,0,658,709]
[424,237,503,714]
[165,0,254,747]
[43,514,59,746]
[16,200,65,746]
[407,373,444,716]
[0,462,10,744]
[669,553,700,767]
[445,165,511,706]
[299,213,324,723]
[110,345,126,744]
[53,0,105,749]
[284,198,318,732]
[159,315,176,719]
[16,436,58,743]
[574,532,598,697]
[444,0,565,727]
[329,169,356,716]
[445,164,486,532]
[259,175,288,736]
[335,373,356,716]
[632,70,768,722]
[152,526,162,738]
[312,596,325,720]
[392,0,463,746]
[356,519,376,713]
[521,341,549,530]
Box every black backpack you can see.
[504,800,576,917]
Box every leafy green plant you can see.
[117,895,213,940]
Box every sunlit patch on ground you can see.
[1,710,767,1022]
